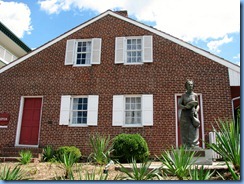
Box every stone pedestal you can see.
[190,149,213,165]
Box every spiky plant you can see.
[18,150,32,165]
[118,158,161,180]
[88,133,113,165]
[158,146,197,180]
[208,119,240,171]
[189,165,215,180]
[0,165,28,180]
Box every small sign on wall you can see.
[0,113,10,126]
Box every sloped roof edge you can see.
[0,22,31,53]
[0,10,239,74]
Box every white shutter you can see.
[142,94,153,126]
[65,40,76,65]
[87,95,99,126]
[143,36,153,63]
[112,95,124,126]
[59,95,71,125]
[91,38,102,64]
[115,37,125,64]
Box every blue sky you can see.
[0,0,240,66]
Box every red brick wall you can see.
[0,15,232,156]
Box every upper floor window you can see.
[76,41,92,65]
[126,38,142,63]
[65,38,101,66]
[115,35,153,64]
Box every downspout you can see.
[231,96,240,121]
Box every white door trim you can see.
[15,96,43,147]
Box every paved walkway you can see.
[116,161,231,171]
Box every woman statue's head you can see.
[185,79,194,91]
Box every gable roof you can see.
[0,10,240,73]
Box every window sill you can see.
[0,126,7,128]
[73,64,92,67]
[124,62,143,65]
[122,124,143,128]
[68,124,89,127]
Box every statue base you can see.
[189,149,213,165]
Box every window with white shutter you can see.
[59,95,99,126]
[112,94,153,127]
[64,38,102,66]
[115,35,153,64]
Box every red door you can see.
[176,95,203,148]
[19,98,42,145]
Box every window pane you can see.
[76,41,92,65]
[71,98,88,124]
[125,97,142,125]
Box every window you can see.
[76,41,91,65]
[65,38,101,66]
[125,97,142,124]
[126,38,142,63]
[59,95,99,126]
[71,97,88,124]
[115,35,153,64]
[112,95,153,127]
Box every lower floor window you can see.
[71,97,88,124]
[125,96,142,125]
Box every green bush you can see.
[56,146,81,162]
[112,133,149,163]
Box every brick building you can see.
[0,10,240,156]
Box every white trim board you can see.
[0,10,240,74]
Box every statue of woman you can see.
[178,80,200,148]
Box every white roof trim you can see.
[0,10,240,73]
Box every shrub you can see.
[56,146,81,162]
[42,145,55,162]
[112,133,149,163]
[18,150,32,165]
[88,133,114,165]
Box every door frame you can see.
[15,96,43,147]
[174,93,205,149]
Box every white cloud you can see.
[38,0,240,43]
[0,1,32,38]
[233,53,240,66]
[233,53,240,59]
[207,35,233,53]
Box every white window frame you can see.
[125,37,143,65]
[74,40,92,66]
[112,94,153,127]
[115,35,153,64]
[124,95,142,127]
[59,95,99,127]
[65,38,101,66]
[70,96,88,125]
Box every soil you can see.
[0,160,237,180]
